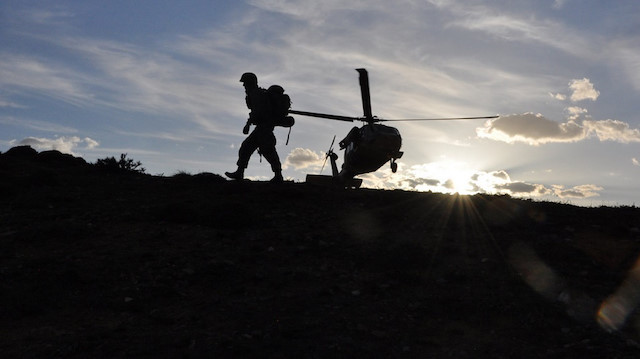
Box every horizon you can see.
[3,143,637,209]
[1,1,639,207]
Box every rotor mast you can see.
[357,68,374,123]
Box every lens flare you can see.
[508,242,564,301]
[597,255,640,332]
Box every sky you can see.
[1,0,639,206]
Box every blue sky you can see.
[1,0,639,206]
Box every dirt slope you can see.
[2,147,640,358]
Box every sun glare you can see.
[411,160,480,195]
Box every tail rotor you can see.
[320,135,336,174]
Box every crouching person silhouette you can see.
[226,72,284,183]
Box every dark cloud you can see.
[477,113,640,145]
[553,184,602,198]
[402,178,440,189]
[556,189,587,198]
[443,179,456,190]
[477,113,585,145]
[490,170,510,181]
[496,182,543,194]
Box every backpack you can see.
[267,85,295,144]
[267,85,294,127]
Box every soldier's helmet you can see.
[240,72,258,85]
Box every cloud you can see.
[551,78,599,104]
[283,147,323,170]
[10,136,99,155]
[477,113,640,145]
[633,158,639,167]
[495,182,549,196]
[476,113,585,145]
[612,43,640,92]
[0,99,26,109]
[471,170,511,189]
[24,8,75,25]
[566,106,587,119]
[360,159,603,200]
[470,170,551,197]
[1,2,604,146]
[84,137,100,149]
[0,33,243,138]
[0,54,102,108]
[488,170,509,181]
[583,119,640,143]
[553,184,603,198]
[437,2,595,59]
[401,177,440,188]
[0,116,78,133]
[569,78,599,102]
[249,0,372,20]
[552,0,569,9]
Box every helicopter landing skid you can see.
[305,174,362,189]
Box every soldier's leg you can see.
[237,133,260,168]
[263,149,283,183]
[226,133,259,180]
[258,133,283,182]
[261,148,282,173]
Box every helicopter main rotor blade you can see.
[356,68,374,122]
[379,115,499,122]
[289,110,357,122]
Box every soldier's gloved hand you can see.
[242,121,251,134]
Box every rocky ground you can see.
[2,146,640,358]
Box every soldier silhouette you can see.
[225,72,283,183]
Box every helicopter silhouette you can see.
[290,68,498,188]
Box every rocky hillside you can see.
[2,146,640,358]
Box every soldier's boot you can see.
[225,168,244,180]
[270,171,283,183]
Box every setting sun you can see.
[400,160,496,194]
[409,160,480,195]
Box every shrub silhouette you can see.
[95,153,146,174]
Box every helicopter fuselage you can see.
[338,123,403,179]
